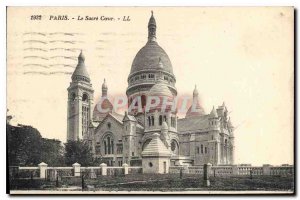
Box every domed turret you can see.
[71,50,90,82]
[93,79,114,122]
[185,85,205,118]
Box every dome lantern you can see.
[148,11,157,42]
[102,79,108,97]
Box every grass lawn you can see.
[10,174,294,192]
[80,174,294,192]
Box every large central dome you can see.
[126,11,177,115]
[130,42,173,75]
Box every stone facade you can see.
[67,12,235,169]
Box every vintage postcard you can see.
[6,7,294,194]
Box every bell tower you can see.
[67,51,94,141]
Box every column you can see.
[100,163,107,176]
[38,162,48,179]
[72,162,81,177]
[123,163,129,175]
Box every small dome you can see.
[210,106,218,118]
[161,121,168,130]
[185,85,205,118]
[148,80,173,97]
[185,106,205,118]
[93,98,114,122]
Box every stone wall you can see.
[169,164,294,177]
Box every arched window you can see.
[148,116,151,126]
[151,116,155,126]
[163,115,167,122]
[82,93,88,102]
[170,140,179,155]
[148,74,154,79]
[201,144,204,154]
[141,95,146,108]
[103,135,114,155]
[225,139,228,146]
[159,115,163,125]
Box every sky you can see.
[7,7,294,165]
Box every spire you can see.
[193,85,199,97]
[148,11,157,42]
[102,78,108,97]
[210,106,218,118]
[78,50,85,63]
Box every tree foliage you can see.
[64,140,94,166]
[7,124,64,166]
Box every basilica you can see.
[67,12,235,168]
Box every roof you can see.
[71,51,90,82]
[177,115,210,133]
[142,133,171,157]
[130,42,173,75]
[110,112,124,123]
[185,103,205,118]
[123,112,137,122]
[209,106,218,118]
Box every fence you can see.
[169,164,294,177]
[10,163,294,180]
[9,162,143,181]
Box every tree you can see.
[7,120,65,166]
[40,138,65,166]
[7,124,43,166]
[64,140,94,166]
